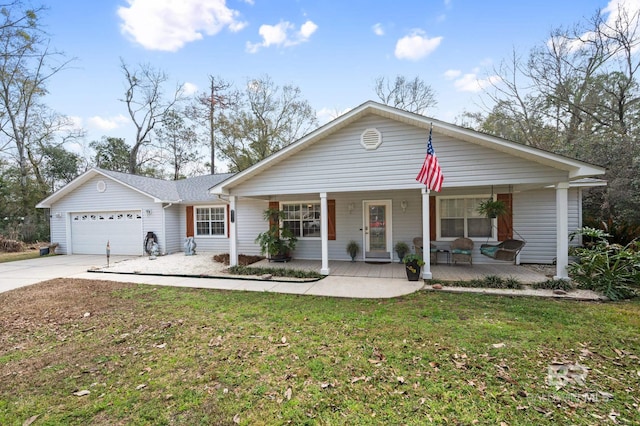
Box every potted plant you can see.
[255,208,298,262]
[346,240,360,262]
[402,253,425,281]
[394,241,410,263]
[477,199,508,219]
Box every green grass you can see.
[0,250,43,263]
[1,280,639,425]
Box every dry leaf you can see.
[22,414,40,426]
[351,376,366,383]
[284,387,292,400]
[492,343,506,349]
[397,376,405,384]
[73,390,90,397]
[281,336,287,344]
[156,343,166,349]
[233,414,241,424]
[136,384,146,390]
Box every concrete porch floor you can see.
[253,259,552,284]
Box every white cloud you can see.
[443,69,461,80]
[453,73,500,93]
[394,30,443,61]
[372,23,384,36]
[118,0,247,52]
[246,20,318,53]
[182,82,199,96]
[88,114,129,131]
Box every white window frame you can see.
[436,195,497,242]
[194,206,227,238]
[280,201,322,239]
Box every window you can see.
[439,197,492,239]
[195,206,226,236]
[282,203,321,238]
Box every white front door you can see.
[363,200,392,261]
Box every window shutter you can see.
[268,201,279,237]
[497,193,513,240]
[186,205,194,237]
[328,199,336,240]
[429,196,436,241]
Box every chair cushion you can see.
[480,246,500,257]
[451,249,471,255]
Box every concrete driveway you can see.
[0,254,132,293]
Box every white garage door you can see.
[71,211,143,255]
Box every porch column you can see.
[320,192,330,275]
[421,188,433,279]
[229,195,238,267]
[554,182,570,280]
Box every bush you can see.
[567,238,640,301]
[531,279,576,291]
[227,265,323,279]
[0,236,25,253]
[448,275,523,289]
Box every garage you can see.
[70,211,143,255]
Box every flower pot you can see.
[405,261,422,281]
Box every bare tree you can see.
[0,1,74,212]
[192,75,236,174]
[120,59,184,175]
[216,75,317,172]
[374,75,437,114]
[155,109,201,180]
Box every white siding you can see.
[231,115,568,196]
[237,199,267,256]
[179,204,229,253]
[49,176,163,255]
[514,188,580,264]
[163,204,182,254]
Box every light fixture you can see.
[145,209,152,216]
[55,212,62,218]
[400,200,408,212]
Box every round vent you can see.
[360,128,382,150]
[96,180,107,193]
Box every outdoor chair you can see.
[413,237,437,264]
[451,237,474,265]
[480,239,525,263]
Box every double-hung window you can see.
[282,203,321,238]
[195,206,226,237]
[439,197,493,240]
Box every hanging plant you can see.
[477,199,508,219]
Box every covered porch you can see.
[252,258,551,284]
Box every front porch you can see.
[253,259,552,284]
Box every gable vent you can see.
[360,128,382,150]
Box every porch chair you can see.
[480,239,525,263]
[413,237,437,264]
[451,237,474,265]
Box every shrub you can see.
[447,275,523,289]
[531,279,576,291]
[227,265,323,279]
[567,239,640,301]
[0,236,25,253]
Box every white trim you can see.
[229,196,238,267]
[320,193,330,275]
[436,195,496,241]
[422,188,432,279]
[362,199,393,261]
[194,205,228,238]
[279,200,322,239]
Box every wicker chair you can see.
[413,237,437,264]
[451,237,474,265]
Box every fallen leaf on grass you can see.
[397,376,405,384]
[351,376,366,384]
[284,387,292,401]
[73,390,90,397]
[492,343,506,349]
[23,414,40,426]
[136,384,146,390]
[233,414,241,424]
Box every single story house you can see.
[37,101,606,279]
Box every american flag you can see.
[416,126,443,192]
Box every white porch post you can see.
[320,192,330,275]
[421,188,433,279]
[229,195,238,267]
[554,182,570,280]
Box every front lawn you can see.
[1,278,638,425]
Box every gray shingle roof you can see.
[98,169,234,203]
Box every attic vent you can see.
[360,128,382,150]
[96,180,106,193]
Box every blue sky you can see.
[42,0,622,170]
